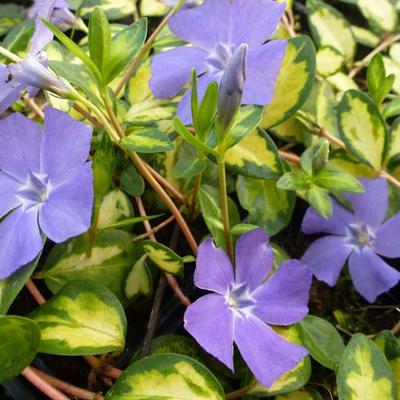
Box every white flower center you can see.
[206,42,235,75]
[17,172,50,211]
[226,283,255,314]
[347,222,375,248]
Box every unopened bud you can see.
[217,43,247,135]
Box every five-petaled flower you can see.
[0,107,93,279]
[302,178,400,303]
[0,0,66,114]
[184,228,312,388]
[150,0,287,124]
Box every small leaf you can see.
[262,36,316,129]
[30,279,127,355]
[299,315,345,370]
[0,316,41,383]
[175,158,207,179]
[338,90,387,170]
[121,128,174,153]
[104,354,225,400]
[306,185,333,219]
[237,176,295,235]
[337,333,397,400]
[277,172,311,191]
[88,7,111,76]
[103,18,147,83]
[356,0,398,33]
[141,241,190,276]
[313,169,365,193]
[120,164,145,196]
[124,255,153,301]
[307,0,356,64]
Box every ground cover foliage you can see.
[0,0,400,399]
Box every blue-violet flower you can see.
[0,107,93,279]
[301,178,400,303]
[184,228,312,388]
[150,0,287,124]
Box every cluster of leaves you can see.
[0,0,400,399]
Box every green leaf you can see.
[42,19,103,84]
[195,81,218,139]
[313,169,365,193]
[337,333,397,400]
[39,230,138,305]
[351,25,380,48]
[338,90,387,170]
[104,353,225,400]
[0,316,41,383]
[97,189,134,229]
[356,0,398,33]
[276,388,324,400]
[262,36,316,129]
[0,255,40,315]
[248,326,311,396]
[0,21,34,63]
[388,117,400,162]
[103,18,147,83]
[224,129,284,179]
[140,0,169,17]
[175,158,207,179]
[30,279,127,355]
[299,315,345,370]
[173,117,220,157]
[0,4,23,36]
[237,176,295,235]
[306,185,332,219]
[142,241,192,276]
[100,216,159,231]
[383,97,400,119]
[80,0,138,20]
[124,255,153,302]
[307,0,356,64]
[277,172,311,191]
[88,7,111,76]
[198,184,240,248]
[368,54,387,99]
[317,46,344,77]
[224,106,263,149]
[121,128,174,153]
[120,164,145,197]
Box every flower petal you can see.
[235,228,273,291]
[251,260,312,326]
[345,178,388,228]
[348,247,400,303]
[184,293,234,369]
[176,72,220,124]
[234,314,308,388]
[301,236,353,286]
[0,172,21,218]
[302,200,354,235]
[0,208,43,279]
[0,65,25,114]
[41,107,92,182]
[374,213,400,258]
[39,163,93,243]
[194,238,234,295]
[150,46,208,98]
[169,0,284,50]
[243,40,287,105]
[29,0,55,56]
[0,112,42,180]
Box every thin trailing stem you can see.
[189,173,202,218]
[133,214,176,242]
[226,386,252,399]
[217,156,234,263]
[114,0,186,95]
[22,367,72,400]
[26,279,46,305]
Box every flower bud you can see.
[217,43,247,135]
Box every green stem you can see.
[218,156,234,263]
[0,45,22,63]
[189,172,202,218]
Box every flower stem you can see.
[0,45,22,63]
[218,156,234,263]
[114,0,186,96]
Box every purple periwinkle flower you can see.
[184,228,312,388]
[150,0,287,124]
[0,0,67,114]
[0,107,93,279]
[28,0,76,32]
[301,178,400,303]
